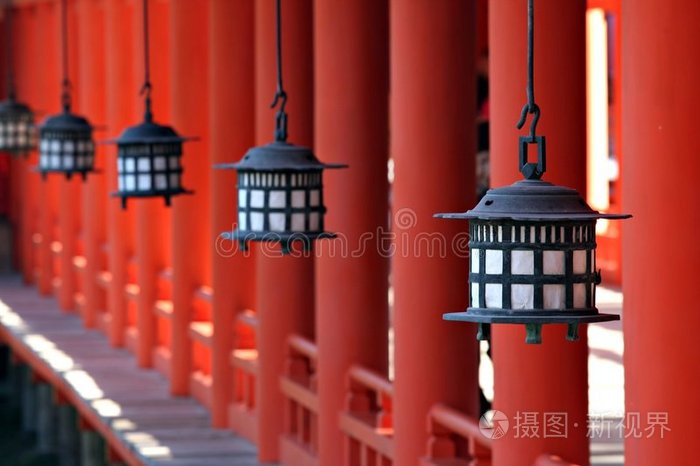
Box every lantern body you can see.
[39,112,94,180]
[217,141,345,252]
[0,99,36,155]
[112,120,191,208]
[469,219,597,315]
[437,178,630,343]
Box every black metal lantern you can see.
[216,0,345,254]
[38,0,95,180]
[436,0,630,344]
[109,0,192,208]
[0,4,35,155]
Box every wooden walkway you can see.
[0,276,264,466]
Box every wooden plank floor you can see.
[0,276,266,466]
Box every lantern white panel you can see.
[138,175,151,190]
[18,134,27,146]
[154,156,166,171]
[118,176,125,191]
[471,248,480,273]
[250,190,265,208]
[250,212,264,231]
[7,123,15,132]
[17,122,26,132]
[485,284,502,309]
[137,157,151,172]
[63,155,74,169]
[573,283,586,308]
[125,175,136,191]
[39,154,47,168]
[511,250,534,275]
[50,140,60,152]
[40,139,49,152]
[64,140,75,152]
[291,213,305,231]
[155,174,167,190]
[540,226,547,243]
[50,155,60,168]
[543,284,565,309]
[169,156,179,170]
[291,190,305,208]
[269,213,285,232]
[309,190,320,207]
[309,212,320,231]
[169,174,179,189]
[269,191,286,208]
[485,250,503,275]
[125,158,135,172]
[238,212,247,231]
[471,283,479,308]
[573,250,587,274]
[238,189,247,208]
[77,141,86,152]
[511,284,534,310]
[118,158,124,172]
[543,250,565,275]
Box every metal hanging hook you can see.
[140,0,153,122]
[516,0,546,180]
[270,0,288,142]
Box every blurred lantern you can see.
[435,0,630,344]
[108,0,193,208]
[216,0,345,254]
[38,0,95,180]
[0,3,35,155]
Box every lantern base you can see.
[222,230,337,254]
[443,310,619,344]
[111,188,193,209]
[37,168,94,181]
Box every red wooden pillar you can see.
[169,0,210,395]
[104,0,135,347]
[622,1,700,463]
[36,1,61,297]
[489,1,589,465]
[391,1,479,464]
[76,0,107,328]
[314,1,389,464]
[208,0,256,427]
[254,0,315,461]
[11,5,38,285]
[133,0,171,368]
[57,0,81,311]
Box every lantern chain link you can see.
[140,0,153,122]
[4,0,14,100]
[516,0,540,140]
[60,0,72,112]
[270,0,288,142]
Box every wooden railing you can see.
[340,365,394,466]
[279,335,319,466]
[534,454,580,466]
[422,404,492,466]
[229,310,259,443]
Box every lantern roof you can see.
[217,141,346,172]
[112,120,191,145]
[40,110,92,132]
[0,97,33,118]
[436,179,632,222]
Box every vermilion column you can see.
[133,0,171,368]
[314,1,389,464]
[76,0,107,328]
[622,2,700,463]
[104,0,136,347]
[169,0,210,394]
[391,1,479,465]
[57,0,81,311]
[489,1,589,465]
[208,0,255,427]
[254,0,315,461]
[36,1,61,297]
